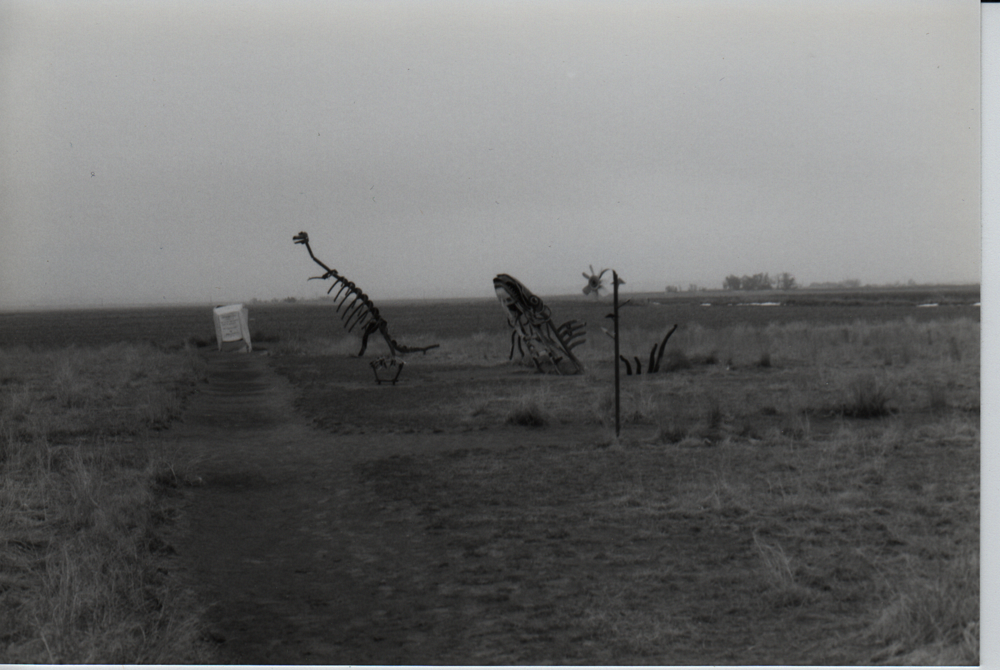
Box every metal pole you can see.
[613,270,621,438]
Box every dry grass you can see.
[183,310,981,664]
[0,343,205,439]
[614,316,979,372]
[840,372,896,418]
[261,333,364,357]
[504,388,552,427]
[340,317,979,663]
[867,548,979,665]
[443,317,979,439]
[0,343,210,663]
[351,403,977,663]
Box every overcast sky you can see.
[0,0,982,308]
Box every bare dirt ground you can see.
[161,349,976,665]
[164,352,611,664]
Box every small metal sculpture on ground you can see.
[293,232,439,382]
[619,324,679,375]
[493,274,586,374]
[369,356,404,385]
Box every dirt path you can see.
[160,351,907,665]
[162,352,582,664]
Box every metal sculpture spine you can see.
[493,273,586,374]
[292,232,439,366]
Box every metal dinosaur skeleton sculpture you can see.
[493,274,586,374]
[293,232,439,384]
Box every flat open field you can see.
[0,286,980,664]
[0,285,980,350]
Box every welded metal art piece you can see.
[582,264,617,297]
[493,273,586,374]
[293,232,439,381]
[619,324,679,375]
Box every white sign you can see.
[212,304,252,352]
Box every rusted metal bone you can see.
[336,285,357,311]
[343,299,366,325]
[347,295,371,322]
[331,280,351,302]
[342,293,363,315]
[622,324,679,375]
[346,305,372,332]
[620,356,632,375]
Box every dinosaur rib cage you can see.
[293,231,439,358]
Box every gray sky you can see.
[0,0,981,308]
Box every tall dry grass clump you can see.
[867,549,979,665]
[504,386,554,426]
[1,343,205,438]
[599,317,978,373]
[840,372,895,418]
[0,343,210,663]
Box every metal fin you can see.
[620,355,632,375]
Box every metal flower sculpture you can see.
[582,265,609,296]
[582,265,624,297]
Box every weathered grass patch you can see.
[0,343,204,440]
[349,393,978,664]
[0,344,209,663]
[263,313,979,663]
[840,372,895,418]
[868,548,979,665]
[504,392,551,427]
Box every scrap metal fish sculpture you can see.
[493,273,586,374]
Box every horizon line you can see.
[0,282,983,314]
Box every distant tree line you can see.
[806,279,862,289]
[723,272,796,291]
[664,284,706,293]
[250,296,300,304]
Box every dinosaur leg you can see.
[379,322,398,358]
[359,321,380,356]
